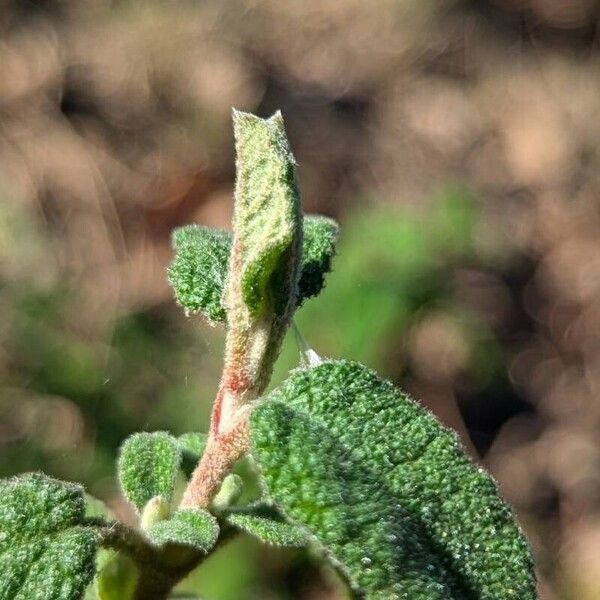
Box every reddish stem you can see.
[181,336,256,509]
[209,387,225,437]
[180,398,250,509]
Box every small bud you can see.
[140,495,170,531]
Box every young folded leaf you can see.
[228,110,302,321]
[167,216,338,323]
[118,432,181,512]
[148,509,219,554]
[224,502,307,548]
[250,361,537,600]
[0,473,98,600]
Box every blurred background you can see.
[1,0,600,598]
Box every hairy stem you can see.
[179,111,301,510]
[180,284,290,509]
[180,403,250,509]
[180,310,293,509]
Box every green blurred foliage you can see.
[273,187,502,390]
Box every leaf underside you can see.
[167,215,337,323]
[250,361,537,600]
[0,473,97,600]
[118,432,181,511]
[225,502,307,548]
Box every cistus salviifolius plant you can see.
[0,111,538,600]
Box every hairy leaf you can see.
[118,432,181,511]
[168,216,337,322]
[250,361,537,599]
[148,509,219,554]
[0,473,98,600]
[252,401,460,598]
[297,215,338,305]
[225,502,307,548]
[229,110,302,320]
[167,226,230,323]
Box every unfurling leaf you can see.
[250,361,537,600]
[168,216,338,322]
[228,110,302,320]
[0,473,98,600]
[148,509,219,554]
[225,502,307,548]
[118,432,181,511]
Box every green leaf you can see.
[297,215,338,305]
[0,473,98,600]
[250,361,537,600]
[252,400,455,598]
[118,432,181,511]
[95,551,137,600]
[148,509,219,554]
[225,502,307,548]
[177,432,208,478]
[168,216,338,322]
[167,226,230,323]
[230,110,302,320]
